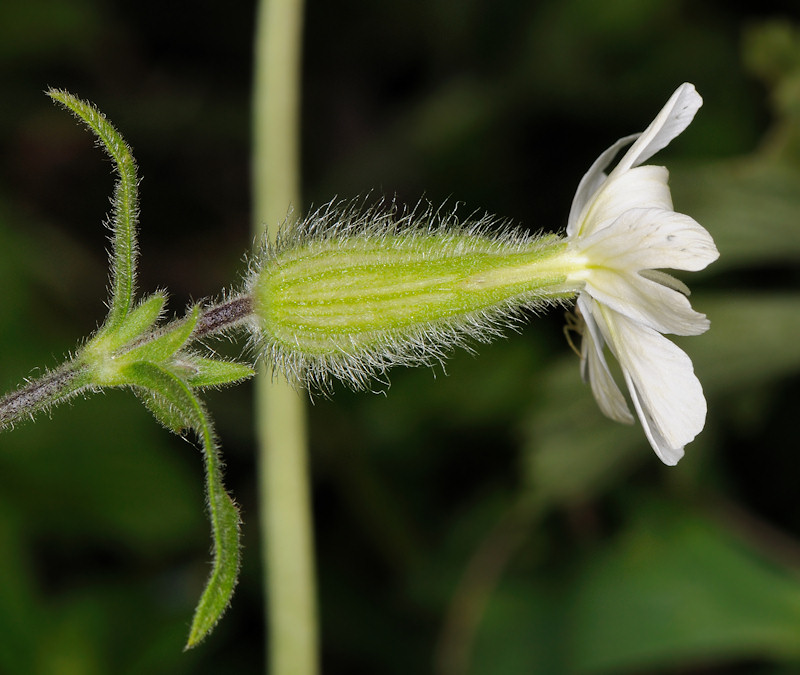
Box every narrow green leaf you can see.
[184,356,256,388]
[98,292,167,353]
[124,306,199,363]
[122,361,241,648]
[185,472,241,648]
[134,388,190,433]
[47,89,139,331]
[123,361,197,427]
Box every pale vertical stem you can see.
[252,0,317,674]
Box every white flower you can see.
[565,83,719,465]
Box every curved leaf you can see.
[122,361,241,648]
[47,89,139,331]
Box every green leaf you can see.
[567,500,800,672]
[134,388,191,434]
[97,292,167,353]
[470,501,800,674]
[47,89,139,332]
[121,361,241,648]
[124,305,199,364]
[184,356,255,388]
[185,473,241,649]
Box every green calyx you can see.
[250,206,582,390]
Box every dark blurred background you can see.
[2,1,800,673]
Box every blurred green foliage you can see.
[2,1,800,673]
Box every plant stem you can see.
[252,0,317,674]
[0,296,254,432]
[192,296,254,339]
[0,361,90,431]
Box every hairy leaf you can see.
[122,360,241,648]
[124,306,199,364]
[98,292,167,353]
[184,356,255,388]
[47,89,139,332]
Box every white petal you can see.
[611,83,703,176]
[567,133,638,237]
[578,296,634,424]
[578,167,674,238]
[607,312,707,464]
[625,372,685,466]
[574,206,718,335]
[579,207,719,273]
[583,268,710,336]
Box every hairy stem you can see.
[0,296,256,432]
[0,361,91,431]
[193,296,254,339]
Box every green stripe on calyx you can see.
[250,211,585,388]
